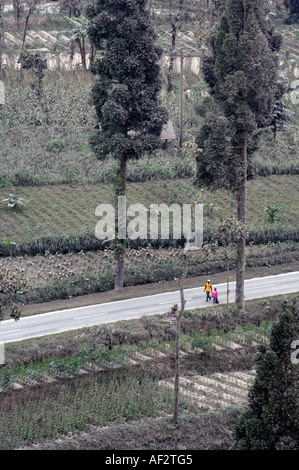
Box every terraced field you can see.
[0,356,256,414]
[3,1,298,78]
[2,1,201,71]
[160,370,255,411]
[1,320,269,413]
[0,175,298,246]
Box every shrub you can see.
[191,332,214,357]
[232,298,299,450]
[264,204,285,223]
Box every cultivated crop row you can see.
[0,321,270,393]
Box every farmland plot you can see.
[159,370,255,411]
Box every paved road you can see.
[0,271,298,344]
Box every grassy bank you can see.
[0,176,298,252]
[17,408,245,451]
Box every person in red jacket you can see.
[204,280,212,302]
[212,287,219,305]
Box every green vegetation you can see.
[233,299,299,450]
[0,320,270,389]
[285,0,299,24]
[14,407,243,450]
[0,70,298,188]
[0,368,186,449]
[0,176,298,252]
[0,262,28,321]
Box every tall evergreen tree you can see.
[195,0,283,309]
[232,299,299,450]
[87,0,168,290]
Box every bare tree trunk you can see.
[69,37,75,69]
[235,138,247,310]
[81,36,86,70]
[236,2,248,311]
[179,47,184,148]
[18,8,31,82]
[226,256,230,314]
[89,42,96,67]
[167,26,177,93]
[115,251,125,291]
[173,255,188,425]
[0,0,4,80]
[22,1,40,50]
[167,0,184,94]
[77,36,86,70]
[22,14,30,48]
[13,0,22,30]
[114,153,127,291]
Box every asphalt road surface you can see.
[0,271,298,344]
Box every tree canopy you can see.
[233,299,299,450]
[195,0,283,188]
[87,0,168,163]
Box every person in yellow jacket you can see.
[204,280,213,302]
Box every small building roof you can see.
[160,120,176,140]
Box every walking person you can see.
[212,287,219,305]
[204,279,212,302]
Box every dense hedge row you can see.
[1,227,298,258]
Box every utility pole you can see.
[172,48,201,148]
[179,47,184,148]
